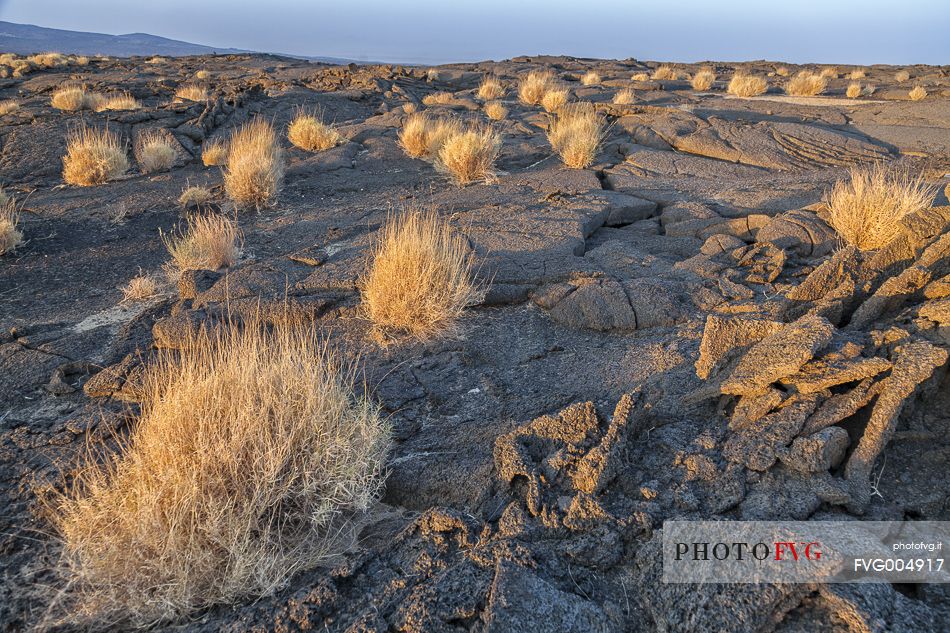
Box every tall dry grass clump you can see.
[223,119,284,210]
[819,67,838,79]
[895,70,910,83]
[652,65,676,80]
[519,69,556,105]
[175,84,209,102]
[62,126,129,186]
[775,66,791,77]
[630,72,649,82]
[201,138,228,166]
[162,213,241,272]
[824,164,936,251]
[422,91,454,106]
[540,86,569,113]
[287,109,342,152]
[785,71,827,96]
[51,86,103,112]
[360,209,480,340]
[908,86,927,101]
[49,316,391,627]
[613,88,636,105]
[484,101,507,120]
[398,113,461,159]
[849,68,867,80]
[477,76,504,100]
[436,125,501,186]
[547,103,603,169]
[137,130,177,174]
[0,99,18,116]
[121,274,158,302]
[846,83,862,99]
[0,199,23,256]
[727,74,768,97]
[581,70,601,86]
[96,93,140,111]
[691,70,716,91]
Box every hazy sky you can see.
[1,1,947,65]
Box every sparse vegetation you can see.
[162,213,241,272]
[137,130,177,174]
[0,199,23,256]
[908,86,927,101]
[477,76,505,100]
[846,82,862,99]
[895,70,910,83]
[631,72,650,82]
[581,70,601,86]
[612,88,636,105]
[547,103,603,169]
[727,74,768,97]
[484,101,507,120]
[775,66,790,77]
[96,93,141,111]
[422,91,454,106]
[195,70,211,79]
[398,113,461,160]
[223,119,284,210]
[651,65,676,81]
[178,185,214,209]
[849,68,867,80]
[786,72,828,97]
[360,209,480,340]
[62,126,129,186]
[201,139,228,166]
[540,86,569,113]
[51,315,390,626]
[824,164,936,251]
[175,84,209,102]
[121,274,158,302]
[0,100,18,116]
[819,67,838,79]
[519,69,556,105]
[436,125,502,185]
[691,70,716,91]
[287,109,343,152]
[51,86,103,112]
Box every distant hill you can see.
[0,21,354,63]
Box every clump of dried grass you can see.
[612,88,636,105]
[178,186,214,209]
[51,86,103,111]
[895,70,910,83]
[96,93,140,111]
[484,101,507,120]
[691,69,716,91]
[436,125,501,186]
[580,70,601,86]
[630,72,649,82]
[49,315,390,627]
[849,68,867,80]
[519,69,556,105]
[287,109,342,152]
[201,139,228,166]
[121,274,158,302]
[398,113,461,160]
[162,213,241,271]
[0,99,18,116]
[785,72,828,97]
[651,65,677,80]
[175,84,209,102]
[775,66,790,77]
[360,209,480,340]
[422,91,454,106]
[195,70,211,79]
[824,164,936,251]
[62,126,129,186]
[846,83,862,99]
[223,119,284,210]
[908,86,927,101]
[540,86,569,113]
[546,102,603,169]
[819,67,838,79]
[477,76,504,100]
[0,199,23,256]
[137,130,177,174]
[727,74,767,97]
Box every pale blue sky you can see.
[0,0,947,65]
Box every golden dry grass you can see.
[651,65,677,81]
[612,88,636,105]
[630,72,650,82]
[398,113,461,160]
[519,69,556,105]
[422,91,454,106]
[162,213,241,271]
[0,199,23,256]
[175,84,209,102]
[581,70,601,86]
[195,70,211,79]
[691,70,716,91]
[849,68,867,80]
[477,76,505,100]
[775,66,790,77]
[403,102,418,114]
[846,82,862,99]
[785,71,828,97]
[484,101,507,120]
[547,103,603,169]
[178,186,214,208]
[819,66,838,79]
[51,86,103,112]
[0,99,18,116]
[908,86,927,101]
[895,70,910,83]
[201,139,228,166]
[31,52,66,67]
[145,56,166,64]
[824,164,936,251]
[137,130,177,174]
[223,119,284,210]
[49,316,390,627]
[360,209,480,340]
[74,56,90,66]
[540,86,569,113]
[436,125,501,186]
[62,126,129,186]
[121,274,158,302]
[288,109,342,152]
[727,74,768,97]
[96,93,141,111]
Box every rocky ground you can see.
[1,54,949,632]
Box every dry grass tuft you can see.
[824,164,936,251]
[540,86,569,113]
[484,101,507,120]
[727,74,768,97]
[96,93,140,111]
[819,67,838,79]
[846,82,862,99]
[137,130,177,174]
[74,56,90,66]
[162,213,241,271]
[178,186,214,208]
[145,56,166,64]
[0,199,24,256]
[580,70,601,86]
[785,71,828,97]
[651,65,677,80]
[175,84,209,102]
[0,99,18,116]
[775,66,790,77]
[121,274,158,302]
[201,139,228,166]
[195,70,211,79]
[287,109,342,152]
[31,52,66,68]
[398,113,461,160]
[49,316,390,627]
[691,70,716,91]
[223,119,284,210]
[63,126,129,186]
[422,91,454,106]
[895,70,910,83]
[360,209,480,340]
[436,125,501,186]
[631,72,650,82]
[849,68,867,80]
[519,69,556,105]
[403,102,418,114]
[908,86,927,101]
[547,103,603,169]
[51,86,103,112]
[477,76,505,100]
[612,88,636,105]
